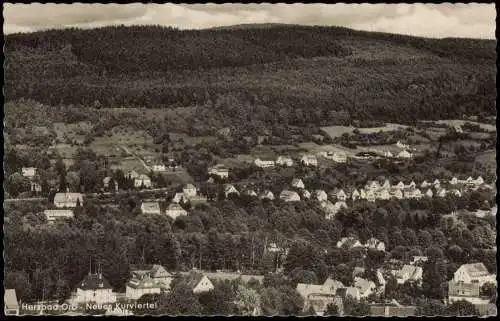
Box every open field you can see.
[53,122,93,143]
[90,130,159,157]
[320,126,356,139]
[475,150,496,170]
[170,133,217,146]
[357,123,409,134]
[109,158,149,174]
[159,170,195,185]
[321,123,409,138]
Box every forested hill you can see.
[4,25,497,123]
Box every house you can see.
[391,188,403,200]
[31,182,42,193]
[420,180,431,189]
[208,164,229,179]
[382,180,391,190]
[450,177,459,185]
[301,154,318,167]
[21,167,37,179]
[53,192,83,208]
[321,201,339,220]
[365,238,385,251]
[165,203,188,220]
[183,184,197,199]
[224,184,240,198]
[140,202,161,215]
[134,174,152,188]
[72,272,117,305]
[320,151,347,163]
[352,267,366,279]
[404,188,422,199]
[448,281,489,305]
[359,189,366,199]
[254,158,275,168]
[351,189,360,201]
[296,278,345,315]
[103,177,112,188]
[337,237,363,249]
[280,190,301,202]
[301,189,311,199]
[365,190,376,202]
[4,289,20,316]
[392,265,423,285]
[276,156,294,167]
[394,181,405,190]
[449,189,462,197]
[376,189,391,200]
[151,164,166,172]
[291,178,305,189]
[126,265,173,300]
[366,181,381,191]
[172,192,186,204]
[190,275,215,294]
[425,189,434,198]
[259,190,275,201]
[243,189,258,198]
[453,263,496,286]
[475,176,484,185]
[407,181,416,188]
[336,189,347,201]
[397,150,412,159]
[384,151,393,158]
[354,277,377,298]
[437,188,447,198]
[315,190,328,202]
[44,209,74,223]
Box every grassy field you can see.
[169,133,217,146]
[320,126,356,139]
[321,123,409,138]
[109,158,149,174]
[53,121,92,143]
[159,170,195,185]
[475,150,496,170]
[90,129,158,157]
[357,123,409,134]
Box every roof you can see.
[167,203,185,211]
[130,264,171,277]
[354,277,374,294]
[136,174,150,181]
[184,183,196,190]
[54,193,83,203]
[78,273,113,290]
[4,289,19,309]
[460,263,490,277]
[141,202,160,213]
[280,190,300,199]
[204,272,264,283]
[291,178,304,185]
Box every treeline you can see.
[4,25,496,125]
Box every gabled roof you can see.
[136,174,150,181]
[141,202,160,213]
[354,277,375,294]
[184,183,196,190]
[459,263,490,277]
[166,203,185,211]
[54,193,83,203]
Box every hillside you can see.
[4,25,496,125]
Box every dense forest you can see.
[4,25,497,124]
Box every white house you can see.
[394,181,405,190]
[382,180,391,190]
[54,192,83,208]
[396,141,410,149]
[301,154,318,167]
[141,202,161,215]
[337,237,363,249]
[280,190,301,202]
[420,180,431,189]
[72,272,117,305]
[354,277,377,298]
[437,188,447,198]
[254,158,275,168]
[224,184,240,198]
[433,179,441,187]
[4,289,20,316]
[320,151,347,163]
[21,167,37,179]
[191,275,215,294]
[208,164,229,179]
[296,279,345,315]
[301,189,312,199]
[397,150,412,159]
[276,156,294,167]
[391,188,403,200]
[165,203,188,220]
[448,280,489,305]
[384,151,393,158]
[392,265,423,285]
[475,176,484,185]
[366,181,381,191]
[336,189,347,202]
[127,170,140,180]
[126,265,172,300]
[291,178,305,189]
[407,181,416,188]
[315,190,328,202]
[425,189,434,198]
[365,238,385,251]
[259,190,275,201]
[44,209,74,223]
[183,184,198,199]
[134,175,152,188]
[359,189,366,199]
[450,189,462,197]
[351,189,361,201]
[366,190,376,202]
[453,263,496,287]
[450,177,458,185]
[172,192,186,204]
[377,189,391,200]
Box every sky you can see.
[3,3,496,39]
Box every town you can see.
[3,4,497,317]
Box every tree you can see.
[157,279,203,315]
[325,302,340,316]
[416,299,445,316]
[198,280,235,315]
[7,173,30,197]
[234,284,261,316]
[4,270,32,302]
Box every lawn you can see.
[320,126,356,139]
[475,150,496,170]
[427,120,496,132]
[357,123,409,134]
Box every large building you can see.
[71,272,117,305]
[125,265,173,300]
[453,263,496,286]
[53,192,84,208]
